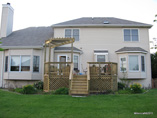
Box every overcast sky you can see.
[0,0,157,40]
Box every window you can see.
[124,29,139,41]
[120,57,126,72]
[74,55,79,70]
[65,29,79,41]
[21,56,30,71]
[97,55,105,62]
[141,56,145,72]
[33,56,40,72]
[129,55,139,71]
[10,55,30,72]
[11,56,20,71]
[5,56,8,72]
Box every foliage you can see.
[151,52,157,78]
[14,88,24,94]
[154,14,157,22]
[33,81,43,90]
[23,85,37,94]
[118,82,125,90]
[0,38,4,51]
[118,89,132,94]
[130,83,142,93]
[53,87,69,95]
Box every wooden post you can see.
[48,43,51,92]
[71,42,73,63]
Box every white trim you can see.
[0,51,4,87]
[64,28,80,41]
[119,56,127,72]
[57,54,68,62]
[9,55,31,72]
[123,28,140,42]
[73,54,79,71]
[116,51,147,54]
[128,55,140,72]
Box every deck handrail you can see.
[69,63,74,80]
[87,63,90,92]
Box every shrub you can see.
[118,82,125,90]
[23,85,37,94]
[15,88,24,94]
[118,89,132,94]
[34,81,43,90]
[53,88,69,95]
[130,83,142,93]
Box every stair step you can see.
[70,90,88,95]
[72,86,87,89]
[72,83,87,86]
[72,78,87,81]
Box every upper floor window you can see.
[65,29,79,41]
[124,29,139,42]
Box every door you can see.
[59,56,67,68]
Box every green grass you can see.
[0,89,157,118]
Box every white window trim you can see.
[128,55,140,72]
[10,55,31,72]
[73,54,79,70]
[141,55,146,72]
[33,55,40,73]
[64,28,80,41]
[123,28,140,42]
[120,56,127,72]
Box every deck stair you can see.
[70,75,88,95]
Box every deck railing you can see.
[87,62,118,93]
[44,62,73,92]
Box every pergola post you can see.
[71,42,73,63]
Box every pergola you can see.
[44,37,75,64]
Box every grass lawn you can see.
[0,89,157,118]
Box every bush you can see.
[34,81,43,90]
[118,82,125,90]
[130,83,143,93]
[15,88,24,94]
[23,85,37,94]
[53,88,69,95]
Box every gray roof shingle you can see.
[53,17,152,28]
[116,47,147,53]
[55,47,82,52]
[1,27,53,48]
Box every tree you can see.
[0,38,4,51]
[154,14,157,22]
[151,52,157,78]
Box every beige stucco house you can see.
[0,3,152,89]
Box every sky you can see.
[0,0,157,40]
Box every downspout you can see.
[1,51,4,88]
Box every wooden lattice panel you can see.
[90,76,112,92]
[44,75,49,91]
[112,76,118,91]
[49,76,69,90]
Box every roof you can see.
[53,17,152,28]
[54,47,81,51]
[1,27,53,48]
[116,47,147,53]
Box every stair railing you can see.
[87,63,90,94]
[69,63,74,95]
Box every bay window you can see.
[120,57,126,72]
[141,56,145,72]
[129,55,139,71]
[33,56,40,72]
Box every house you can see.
[0,3,152,91]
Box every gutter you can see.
[0,51,4,88]
[1,46,43,49]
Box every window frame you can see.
[120,56,127,72]
[65,28,80,41]
[123,29,139,42]
[33,56,40,73]
[5,56,8,72]
[10,55,31,72]
[128,55,139,72]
